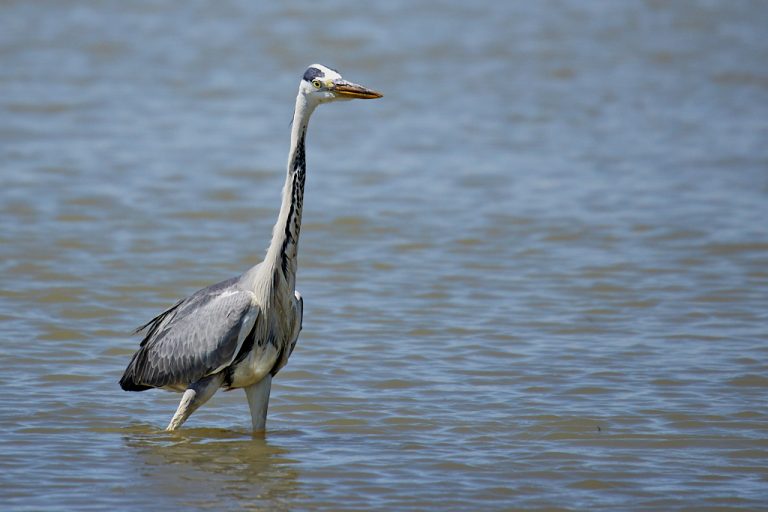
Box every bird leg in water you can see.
[244,375,272,433]
[166,373,224,431]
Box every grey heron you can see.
[120,64,382,432]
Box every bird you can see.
[120,64,382,432]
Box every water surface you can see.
[1,1,767,510]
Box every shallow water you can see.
[2,1,767,510]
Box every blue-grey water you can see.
[1,1,767,510]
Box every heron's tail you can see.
[119,352,152,391]
[119,376,151,391]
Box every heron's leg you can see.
[244,375,272,432]
[166,373,224,431]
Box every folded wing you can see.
[120,277,259,391]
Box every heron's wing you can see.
[288,290,303,357]
[120,278,259,390]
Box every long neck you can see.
[264,93,315,291]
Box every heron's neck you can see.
[264,94,316,291]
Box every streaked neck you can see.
[263,93,316,291]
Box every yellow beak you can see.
[333,81,383,99]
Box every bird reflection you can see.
[121,426,302,510]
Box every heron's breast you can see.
[228,342,279,388]
[227,307,297,388]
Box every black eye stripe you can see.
[303,67,325,82]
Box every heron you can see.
[119,64,382,432]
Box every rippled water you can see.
[2,1,767,510]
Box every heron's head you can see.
[299,64,382,105]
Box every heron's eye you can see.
[311,79,322,89]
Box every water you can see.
[2,1,767,510]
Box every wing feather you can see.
[120,278,259,391]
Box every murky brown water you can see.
[2,1,767,510]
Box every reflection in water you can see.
[122,427,302,510]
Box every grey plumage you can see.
[119,64,381,431]
[120,277,259,392]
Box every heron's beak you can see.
[333,80,383,99]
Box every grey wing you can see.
[271,290,304,377]
[289,290,303,357]
[120,279,259,391]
